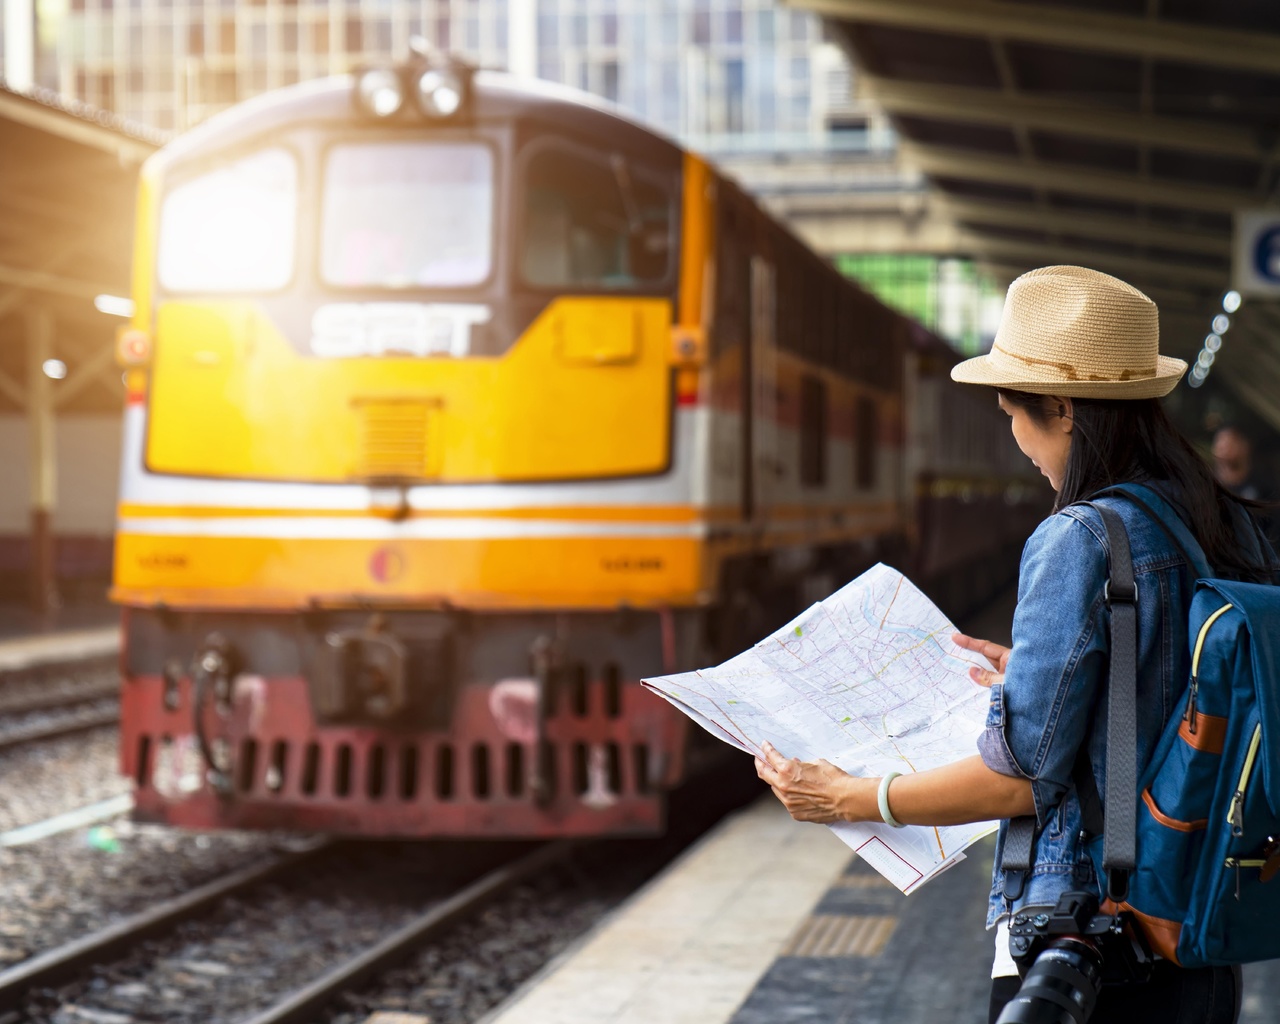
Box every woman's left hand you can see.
[755,741,862,824]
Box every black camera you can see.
[995,890,1154,1024]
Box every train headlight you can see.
[416,68,464,118]
[116,328,153,368]
[357,68,405,118]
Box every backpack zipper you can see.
[1224,856,1269,900]
[1185,602,1234,733]
[1226,723,1263,838]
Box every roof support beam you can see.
[0,367,26,408]
[938,198,1230,258]
[0,261,119,303]
[862,77,1268,162]
[54,341,117,409]
[0,244,83,323]
[787,0,1280,77]
[956,232,1227,288]
[0,90,156,165]
[901,142,1257,214]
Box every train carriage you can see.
[112,56,1042,837]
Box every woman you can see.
[755,266,1269,1023]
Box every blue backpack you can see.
[1080,484,1280,968]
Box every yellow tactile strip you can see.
[779,914,898,958]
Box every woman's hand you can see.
[758,746,1037,827]
[754,741,874,824]
[952,632,1011,688]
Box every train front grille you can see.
[353,398,437,480]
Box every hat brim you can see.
[950,353,1188,400]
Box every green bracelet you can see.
[877,771,904,828]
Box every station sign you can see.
[1233,209,1280,297]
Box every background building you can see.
[5,0,1000,353]
[30,0,852,139]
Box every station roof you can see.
[791,0,1280,429]
[0,82,162,415]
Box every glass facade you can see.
[835,254,1004,356]
[22,0,843,138]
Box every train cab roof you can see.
[151,67,685,173]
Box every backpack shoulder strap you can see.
[1091,482,1212,579]
[999,499,1141,904]
[1086,501,1139,902]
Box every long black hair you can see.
[996,388,1271,581]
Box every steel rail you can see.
[0,680,118,717]
[0,840,333,1011]
[238,841,578,1024]
[0,706,121,753]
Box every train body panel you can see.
[112,64,1043,838]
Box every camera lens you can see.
[996,938,1104,1024]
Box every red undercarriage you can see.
[120,673,689,837]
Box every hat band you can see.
[991,341,1155,383]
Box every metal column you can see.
[2,0,35,92]
[26,307,57,614]
[507,0,537,79]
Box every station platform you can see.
[485,795,998,1024]
[481,574,1280,1024]
[483,585,1020,1024]
[0,623,119,672]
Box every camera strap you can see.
[1001,815,1036,901]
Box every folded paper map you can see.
[642,563,998,893]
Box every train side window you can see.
[800,374,828,488]
[855,395,877,489]
[520,143,673,290]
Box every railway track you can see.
[0,838,576,1024]
[0,653,121,752]
[0,839,334,1008]
[0,749,762,1024]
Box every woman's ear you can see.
[1050,396,1074,434]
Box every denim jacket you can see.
[980,485,1202,928]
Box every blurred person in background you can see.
[1213,425,1276,544]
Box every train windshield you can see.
[158,147,298,293]
[321,140,494,289]
[520,142,673,290]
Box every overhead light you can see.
[1197,350,1215,369]
[42,359,67,380]
[1188,374,1205,388]
[356,68,404,118]
[94,294,135,318]
[1212,314,1231,335]
[1223,290,1242,314]
[1205,334,1222,353]
[416,68,465,118]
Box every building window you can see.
[855,396,877,490]
[724,59,744,133]
[692,10,710,45]
[800,375,827,488]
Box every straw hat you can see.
[950,266,1187,399]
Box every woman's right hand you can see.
[951,632,1011,688]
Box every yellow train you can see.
[112,55,1043,836]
